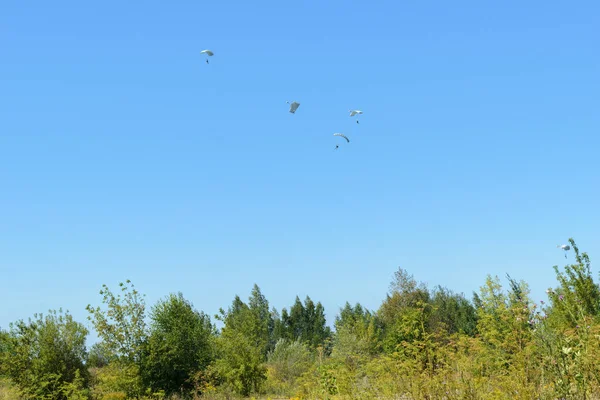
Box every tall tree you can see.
[312,302,332,348]
[288,296,305,340]
[270,307,285,349]
[378,267,431,352]
[475,274,534,373]
[333,302,381,358]
[303,296,316,343]
[248,284,272,357]
[277,296,331,348]
[214,289,269,396]
[141,292,215,396]
[547,238,600,328]
[428,285,478,336]
[85,280,147,364]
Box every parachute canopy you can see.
[349,110,363,117]
[200,50,214,56]
[334,133,350,143]
[287,101,300,114]
[558,244,571,259]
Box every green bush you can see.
[0,309,89,400]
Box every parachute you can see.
[349,109,363,124]
[287,101,300,114]
[200,50,214,64]
[557,244,571,259]
[334,133,350,143]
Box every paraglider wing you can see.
[557,244,571,259]
[334,133,350,143]
[200,50,214,56]
[287,101,300,114]
[349,110,363,117]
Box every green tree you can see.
[86,342,113,368]
[333,302,381,358]
[85,280,147,364]
[388,267,431,307]
[288,296,305,340]
[213,292,268,396]
[270,307,285,348]
[141,292,215,396]
[276,296,331,349]
[265,338,314,396]
[0,309,89,400]
[428,285,478,336]
[303,297,316,344]
[0,327,9,360]
[248,284,272,357]
[475,275,534,374]
[278,308,291,340]
[547,238,600,328]
[311,301,332,349]
[378,268,431,352]
[85,280,147,398]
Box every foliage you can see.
[141,292,215,396]
[89,362,143,400]
[428,285,478,336]
[333,302,382,358]
[213,293,268,396]
[247,284,272,358]
[275,296,332,350]
[264,338,314,396]
[86,342,113,369]
[5,239,600,399]
[0,309,89,400]
[85,280,149,398]
[0,377,22,400]
[547,237,600,328]
[85,280,147,364]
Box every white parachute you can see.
[557,244,571,259]
[334,133,350,143]
[349,109,363,124]
[200,49,214,63]
[287,101,300,114]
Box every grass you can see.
[0,377,21,400]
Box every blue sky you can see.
[1,1,599,338]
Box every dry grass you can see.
[0,377,21,400]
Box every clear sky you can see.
[1,1,599,338]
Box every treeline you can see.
[2,238,600,399]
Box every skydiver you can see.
[335,145,339,150]
[206,59,209,64]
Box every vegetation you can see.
[4,238,600,399]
